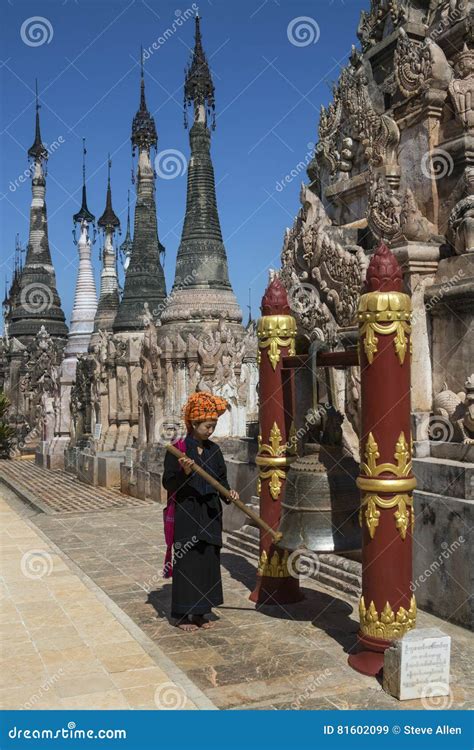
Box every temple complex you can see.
[2,85,67,454]
[0,2,472,713]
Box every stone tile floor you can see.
[1,461,473,711]
[0,488,204,709]
[0,459,153,514]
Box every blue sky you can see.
[1,0,363,327]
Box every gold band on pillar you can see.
[359,493,415,540]
[257,421,297,500]
[356,476,417,492]
[359,595,417,639]
[257,549,290,577]
[358,291,412,365]
[357,432,416,539]
[257,315,296,370]
[361,431,412,478]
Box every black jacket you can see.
[162,435,231,547]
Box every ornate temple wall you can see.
[276,0,474,628]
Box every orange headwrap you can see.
[182,391,229,433]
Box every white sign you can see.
[94,423,102,440]
[383,628,451,701]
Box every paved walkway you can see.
[1,460,473,711]
[0,481,212,710]
[0,459,153,514]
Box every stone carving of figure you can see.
[400,188,438,242]
[41,393,56,441]
[432,377,474,443]
[367,170,402,242]
[449,44,474,130]
[447,167,474,255]
[140,317,162,398]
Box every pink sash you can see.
[162,437,186,578]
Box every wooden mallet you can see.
[165,443,283,544]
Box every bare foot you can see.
[192,615,216,629]
[175,618,199,632]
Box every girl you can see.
[162,392,240,632]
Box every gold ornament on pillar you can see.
[257,314,296,370]
[358,291,412,365]
[256,421,297,500]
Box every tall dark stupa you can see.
[92,158,121,339]
[8,84,68,344]
[160,15,242,332]
[112,53,167,332]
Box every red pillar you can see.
[250,276,303,605]
[348,243,416,677]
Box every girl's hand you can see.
[229,489,240,502]
[178,456,195,476]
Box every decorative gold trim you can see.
[257,548,290,578]
[256,456,295,467]
[359,595,416,639]
[257,467,286,500]
[258,422,284,458]
[360,319,411,365]
[256,421,296,500]
[394,496,410,540]
[358,291,412,366]
[356,476,417,493]
[359,493,414,540]
[257,315,296,370]
[358,291,411,315]
[359,495,380,539]
[258,421,298,458]
[361,431,412,478]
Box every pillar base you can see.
[348,630,391,677]
[249,574,304,605]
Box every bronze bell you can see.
[278,443,361,552]
[278,403,361,554]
